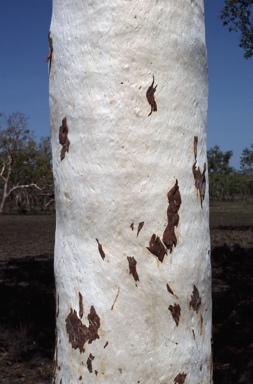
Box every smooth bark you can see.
[50,1,212,382]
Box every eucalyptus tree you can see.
[49,1,212,383]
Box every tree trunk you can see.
[49,1,212,383]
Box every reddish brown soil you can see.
[0,213,253,383]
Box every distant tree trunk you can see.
[49,1,212,383]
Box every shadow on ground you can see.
[0,246,253,383]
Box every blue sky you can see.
[0,1,252,169]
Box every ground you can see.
[0,201,253,383]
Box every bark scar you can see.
[168,303,181,326]
[127,256,139,282]
[65,305,100,353]
[163,179,181,253]
[192,161,206,208]
[96,238,105,260]
[111,287,120,310]
[59,117,70,161]
[174,373,187,384]
[137,221,144,237]
[192,136,206,207]
[86,353,95,373]
[147,233,167,262]
[189,285,201,313]
[146,75,157,116]
[45,31,53,72]
[79,292,84,319]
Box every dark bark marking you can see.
[79,376,82,380]
[146,75,157,116]
[163,180,181,253]
[45,32,53,72]
[194,136,198,160]
[192,161,206,208]
[111,287,120,310]
[189,285,201,313]
[56,294,59,317]
[166,283,174,296]
[79,292,84,319]
[59,117,70,161]
[96,238,105,260]
[200,314,203,334]
[104,341,109,348]
[127,256,139,282]
[87,353,95,373]
[192,136,206,207]
[95,370,98,376]
[168,303,181,326]
[130,222,134,230]
[174,372,187,383]
[137,221,144,237]
[147,233,167,262]
[65,305,100,353]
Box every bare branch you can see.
[0,163,6,181]
[6,183,43,198]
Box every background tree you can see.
[0,112,53,213]
[207,145,234,200]
[49,1,212,383]
[220,0,253,59]
[240,143,253,198]
[207,145,234,174]
[240,143,253,175]
[208,145,252,201]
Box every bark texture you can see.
[49,1,212,382]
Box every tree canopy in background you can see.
[220,0,253,59]
[207,145,253,201]
[240,144,253,175]
[0,112,53,213]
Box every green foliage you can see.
[207,145,234,174]
[208,145,253,201]
[220,0,253,59]
[240,143,253,175]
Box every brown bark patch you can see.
[86,353,95,373]
[146,75,157,116]
[137,221,144,237]
[96,238,105,260]
[166,283,174,296]
[65,305,100,353]
[194,135,198,160]
[127,256,139,282]
[147,234,167,262]
[192,161,206,208]
[174,372,187,383]
[59,117,70,161]
[79,292,84,319]
[189,285,201,313]
[104,341,109,348]
[163,180,181,253]
[169,303,181,326]
[130,222,134,230]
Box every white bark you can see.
[50,1,212,383]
